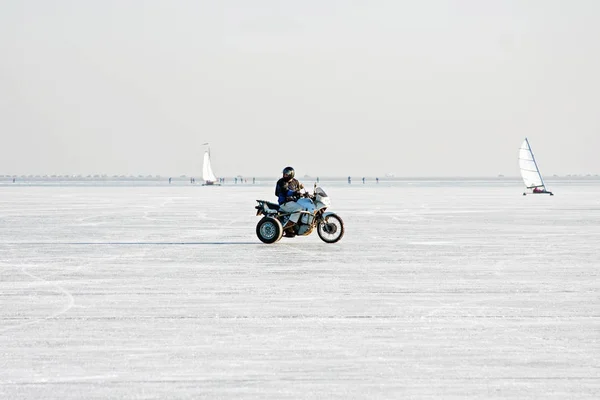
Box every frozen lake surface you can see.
[1,181,599,399]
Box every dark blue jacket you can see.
[275,177,303,205]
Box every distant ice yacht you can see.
[202,144,220,186]
[519,138,553,196]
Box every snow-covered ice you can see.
[1,180,599,399]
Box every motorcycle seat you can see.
[257,200,280,211]
[265,201,280,211]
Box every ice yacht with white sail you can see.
[202,143,220,186]
[519,138,553,196]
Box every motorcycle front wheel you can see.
[317,214,344,243]
[256,217,283,244]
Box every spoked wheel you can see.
[256,217,283,244]
[317,214,344,243]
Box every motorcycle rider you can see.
[275,166,305,231]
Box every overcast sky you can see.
[1,0,599,177]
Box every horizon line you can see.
[2,174,600,180]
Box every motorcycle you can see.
[255,185,344,244]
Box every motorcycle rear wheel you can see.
[317,214,344,243]
[256,217,283,244]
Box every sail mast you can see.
[526,137,546,188]
[201,142,217,183]
[202,142,210,158]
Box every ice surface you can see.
[1,181,599,399]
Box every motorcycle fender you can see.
[322,211,337,218]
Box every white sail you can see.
[202,150,217,183]
[518,138,545,189]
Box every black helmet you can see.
[282,166,295,180]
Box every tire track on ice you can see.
[0,266,75,335]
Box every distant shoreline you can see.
[2,175,599,183]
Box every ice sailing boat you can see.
[519,138,553,196]
[201,144,220,186]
